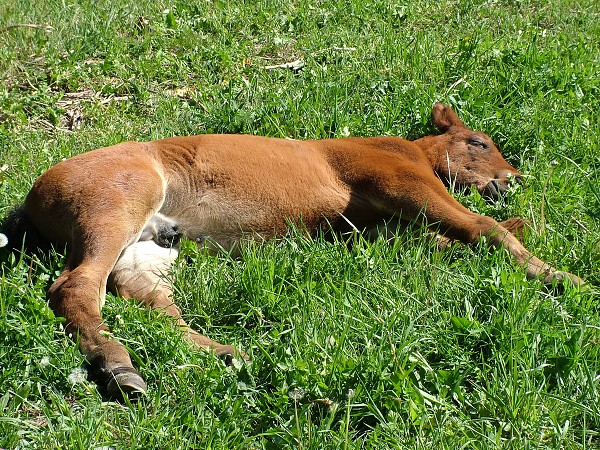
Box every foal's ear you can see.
[431,103,466,131]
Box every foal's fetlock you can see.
[184,329,249,364]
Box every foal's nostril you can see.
[496,170,523,186]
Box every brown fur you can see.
[8,104,585,397]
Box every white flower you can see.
[40,356,51,367]
[0,233,7,248]
[67,367,88,385]
[288,387,305,401]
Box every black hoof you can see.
[215,346,250,366]
[104,367,147,399]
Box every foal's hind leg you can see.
[46,218,154,397]
[109,240,246,364]
[25,156,167,397]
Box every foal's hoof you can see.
[545,271,587,289]
[215,345,250,366]
[106,367,148,399]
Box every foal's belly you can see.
[159,183,353,251]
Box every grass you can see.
[1,0,599,448]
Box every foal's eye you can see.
[468,138,488,149]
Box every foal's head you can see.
[421,103,522,200]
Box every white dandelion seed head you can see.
[67,367,88,385]
[288,387,305,401]
[0,233,8,248]
[347,388,355,399]
[40,356,51,367]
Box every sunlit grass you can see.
[1,0,599,448]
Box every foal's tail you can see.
[0,205,51,256]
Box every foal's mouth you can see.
[482,175,523,201]
[482,179,505,200]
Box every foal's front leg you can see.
[373,171,585,286]
[440,208,584,285]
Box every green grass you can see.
[1,0,600,448]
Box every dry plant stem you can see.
[0,23,54,33]
[541,167,553,234]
